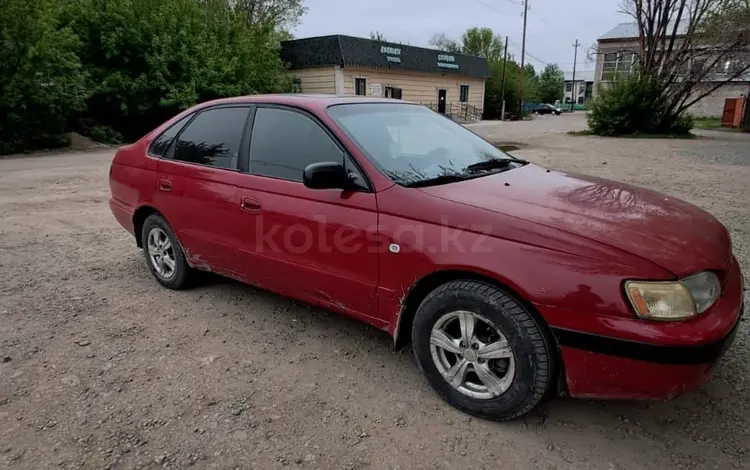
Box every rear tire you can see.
[141,214,191,290]
[411,280,554,421]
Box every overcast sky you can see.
[294,0,630,78]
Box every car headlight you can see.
[624,272,720,321]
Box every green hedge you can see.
[1,0,294,155]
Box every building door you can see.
[437,89,447,114]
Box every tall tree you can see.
[537,64,565,104]
[370,31,387,41]
[460,27,504,61]
[619,0,750,117]
[232,0,306,29]
[428,33,463,53]
[0,0,88,154]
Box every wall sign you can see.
[437,54,459,69]
[381,45,402,64]
[370,84,383,97]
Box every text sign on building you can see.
[437,54,459,69]
[381,45,402,63]
[370,83,383,97]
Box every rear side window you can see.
[248,107,342,181]
[173,107,249,169]
[149,114,192,157]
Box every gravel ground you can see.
[1,114,749,469]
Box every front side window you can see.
[459,85,470,103]
[328,103,520,187]
[248,107,343,182]
[172,107,249,169]
[149,114,193,157]
[355,78,367,96]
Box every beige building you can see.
[595,23,750,117]
[280,35,491,122]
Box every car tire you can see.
[411,280,554,421]
[141,214,191,290]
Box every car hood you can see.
[419,164,731,277]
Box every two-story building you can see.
[280,35,492,122]
[594,22,750,117]
[562,70,594,107]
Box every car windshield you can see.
[327,103,519,187]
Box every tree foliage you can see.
[0,0,300,154]
[537,64,565,104]
[0,0,88,154]
[460,27,504,62]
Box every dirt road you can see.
[2,116,749,469]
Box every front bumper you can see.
[539,257,744,400]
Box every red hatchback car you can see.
[110,95,744,420]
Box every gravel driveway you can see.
[1,115,749,469]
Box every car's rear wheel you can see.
[141,214,191,289]
[412,280,554,421]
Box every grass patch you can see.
[567,129,696,139]
[693,117,723,129]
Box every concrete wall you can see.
[290,67,336,94]
[341,67,486,110]
[687,83,750,117]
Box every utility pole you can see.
[500,36,509,120]
[518,0,529,120]
[570,39,580,111]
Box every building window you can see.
[577,96,585,105]
[601,51,636,81]
[355,78,367,96]
[565,82,572,92]
[384,87,402,99]
[459,85,470,103]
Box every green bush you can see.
[587,76,694,136]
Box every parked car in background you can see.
[535,103,562,115]
[109,95,743,421]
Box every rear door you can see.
[233,105,381,323]
[154,105,253,275]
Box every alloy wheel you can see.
[429,310,516,400]
[146,227,176,280]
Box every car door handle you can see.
[240,196,261,212]
[158,179,172,192]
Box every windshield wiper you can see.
[404,173,473,188]
[465,158,528,174]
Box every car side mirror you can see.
[303,162,356,190]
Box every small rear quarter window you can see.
[149,114,193,157]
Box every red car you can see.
[109,95,744,420]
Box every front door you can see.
[233,105,381,323]
[437,89,447,114]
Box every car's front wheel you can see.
[412,280,554,421]
[141,214,191,289]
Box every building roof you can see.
[598,21,689,41]
[280,35,492,79]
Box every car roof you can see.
[192,94,415,113]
